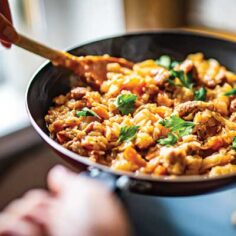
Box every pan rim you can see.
[26,29,236,183]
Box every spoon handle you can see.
[14,33,65,61]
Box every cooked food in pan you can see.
[45,53,236,177]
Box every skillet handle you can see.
[80,168,153,195]
[80,168,120,193]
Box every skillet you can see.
[26,30,236,196]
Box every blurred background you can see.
[1,1,236,235]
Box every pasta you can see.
[45,53,236,177]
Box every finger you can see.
[47,165,104,195]
[0,213,42,236]
[48,165,111,196]
[47,165,76,194]
[1,41,11,48]
[0,13,18,44]
[22,189,51,226]
[4,189,49,213]
[0,0,12,48]
[4,189,51,226]
[0,0,12,23]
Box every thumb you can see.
[47,165,110,196]
[47,165,73,194]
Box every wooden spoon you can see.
[14,34,134,88]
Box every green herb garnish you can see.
[232,137,236,150]
[159,115,195,137]
[118,126,139,143]
[157,133,178,146]
[194,87,207,101]
[224,88,236,96]
[169,70,194,90]
[156,55,179,69]
[170,61,179,68]
[157,116,194,146]
[76,107,101,119]
[156,55,171,69]
[115,94,137,115]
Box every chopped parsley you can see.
[170,61,180,68]
[157,133,178,146]
[155,55,179,69]
[115,94,137,115]
[224,88,236,96]
[157,116,194,146]
[159,115,195,138]
[156,55,171,69]
[169,70,194,90]
[118,126,139,143]
[232,137,236,150]
[194,87,207,101]
[76,107,101,119]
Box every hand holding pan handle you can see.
[0,165,131,236]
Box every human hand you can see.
[0,0,18,48]
[0,165,130,236]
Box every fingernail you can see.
[2,26,18,42]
